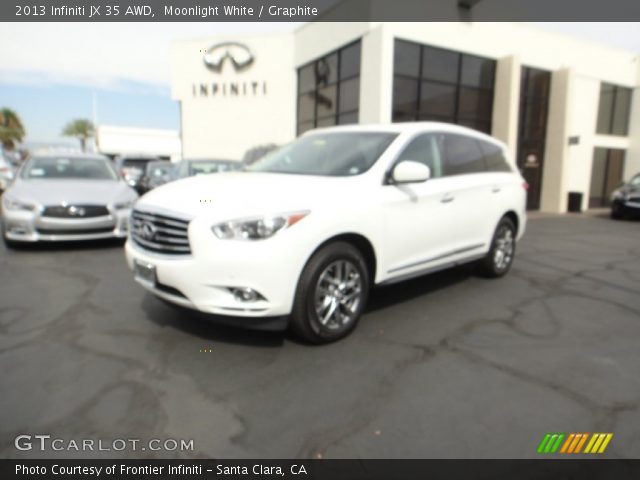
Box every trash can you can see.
[567,192,583,213]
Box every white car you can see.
[125,123,527,343]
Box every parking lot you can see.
[1,213,639,459]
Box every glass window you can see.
[419,82,456,118]
[460,55,495,89]
[392,76,419,121]
[24,156,117,180]
[297,93,315,123]
[596,83,632,136]
[396,134,444,177]
[340,42,361,80]
[297,41,361,133]
[250,132,398,177]
[421,46,458,83]
[442,134,486,176]
[316,85,337,118]
[612,87,631,136]
[393,39,495,133]
[339,77,360,113]
[298,64,315,94]
[479,140,511,172]
[394,40,421,77]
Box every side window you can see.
[442,133,486,176]
[479,140,512,172]
[396,134,443,178]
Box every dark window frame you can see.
[392,39,496,135]
[596,83,632,136]
[296,40,362,135]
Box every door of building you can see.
[589,148,626,208]
[516,67,551,211]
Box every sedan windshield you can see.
[249,132,398,176]
[22,156,117,180]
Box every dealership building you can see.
[170,22,640,213]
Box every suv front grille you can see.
[131,209,191,254]
[43,205,110,218]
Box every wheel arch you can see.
[307,233,378,284]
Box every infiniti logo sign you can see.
[203,42,254,73]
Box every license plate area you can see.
[134,260,157,287]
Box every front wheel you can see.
[478,217,516,278]
[290,242,369,344]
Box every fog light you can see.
[229,287,265,303]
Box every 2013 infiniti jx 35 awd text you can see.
[125,123,527,343]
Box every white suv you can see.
[125,123,526,343]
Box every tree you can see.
[0,108,26,150]
[62,119,95,152]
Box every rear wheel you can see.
[478,217,516,278]
[290,242,369,344]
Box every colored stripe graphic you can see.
[539,433,613,454]
[537,433,565,454]
[584,433,614,454]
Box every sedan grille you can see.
[43,205,110,218]
[131,209,191,254]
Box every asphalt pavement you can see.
[1,213,639,459]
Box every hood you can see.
[136,172,361,219]
[7,179,137,206]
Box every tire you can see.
[290,242,369,344]
[611,204,624,219]
[478,217,517,278]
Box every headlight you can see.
[3,196,37,211]
[211,211,309,240]
[611,190,627,201]
[114,200,135,210]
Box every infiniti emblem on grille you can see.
[139,221,157,241]
[68,205,86,217]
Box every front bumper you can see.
[612,198,640,217]
[2,208,131,242]
[124,222,313,318]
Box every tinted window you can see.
[479,140,511,172]
[597,83,632,136]
[297,41,361,135]
[442,134,486,176]
[393,39,496,133]
[396,134,444,178]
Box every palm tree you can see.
[62,119,95,152]
[0,108,26,150]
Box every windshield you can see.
[630,175,640,187]
[147,163,173,177]
[249,132,398,176]
[22,156,117,180]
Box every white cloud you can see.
[0,22,301,89]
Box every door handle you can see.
[441,193,455,203]
[491,186,501,193]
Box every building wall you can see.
[171,32,296,160]
[96,125,181,160]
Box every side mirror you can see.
[391,160,431,184]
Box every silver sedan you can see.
[1,153,138,245]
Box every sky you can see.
[1,22,639,144]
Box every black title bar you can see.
[3,460,640,480]
[3,0,640,22]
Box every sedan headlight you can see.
[211,211,309,240]
[113,200,136,210]
[2,196,37,211]
[611,190,628,201]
